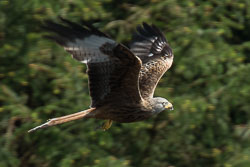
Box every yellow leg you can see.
[102,120,113,131]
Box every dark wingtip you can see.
[42,35,66,45]
[142,22,148,26]
[58,16,65,21]
[135,22,163,38]
[142,22,152,29]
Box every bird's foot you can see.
[96,120,113,131]
[102,120,113,131]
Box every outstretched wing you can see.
[130,23,174,99]
[43,18,142,107]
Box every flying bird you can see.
[28,17,174,132]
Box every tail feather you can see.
[28,108,95,133]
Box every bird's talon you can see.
[102,120,113,131]
[96,120,113,131]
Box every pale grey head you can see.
[150,97,174,114]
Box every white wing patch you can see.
[64,35,116,63]
[148,53,153,57]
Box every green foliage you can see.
[0,0,249,166]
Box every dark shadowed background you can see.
[0,0,250,167]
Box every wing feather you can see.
[43,18,115,63]
[43,18,142,107]
[130,23,174,98]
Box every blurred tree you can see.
[0,0,249,167]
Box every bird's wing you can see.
[43,18,142,107]
[130,23,174,99]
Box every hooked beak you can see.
[165,103,174,111]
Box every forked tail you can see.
[28,108,95,133]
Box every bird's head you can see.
[151,97,173,114]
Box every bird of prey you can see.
[28,17,174,132]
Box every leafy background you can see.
[0,0,249,167]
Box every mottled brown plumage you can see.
[131,23,173,98]
[28,18,174,132]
